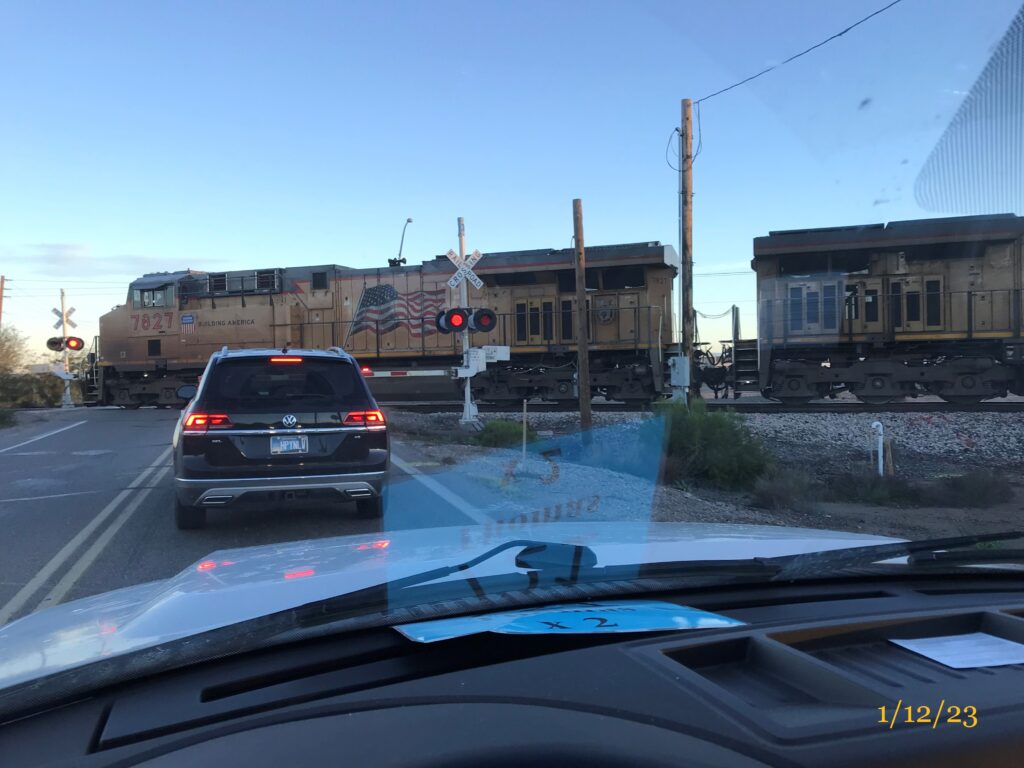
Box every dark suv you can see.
[172,347,389,529]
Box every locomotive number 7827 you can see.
[130,312,175,332]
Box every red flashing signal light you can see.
[65,336,85,351]
[469,308,497,332]
[437,308,470,334]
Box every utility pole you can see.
[572,199,592,432]
[673,97,695,403]
[60,288,73,408]
[0,275,5,328]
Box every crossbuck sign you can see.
[446,248,483,290]
[52,306,77,330]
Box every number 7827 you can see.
[130,313,174,332]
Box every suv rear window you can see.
[201,358,372,412]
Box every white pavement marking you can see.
[0,420,86,455]
[390,452,490,525]
[0,491,98,504]
[0,446,172,625]
[35,466,172,611]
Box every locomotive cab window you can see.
[556,269,599,293]
[311,271,328,291]
[134,286,175,308]
[600,266,645,290]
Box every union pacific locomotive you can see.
[751,213,1024,404]
[84,242,678,407]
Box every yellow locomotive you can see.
[85,241,678,407]
[752,213,1024,404]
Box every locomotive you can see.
[84,241,679,407]
[751,213,1024,404]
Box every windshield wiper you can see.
[763,530,1024,580]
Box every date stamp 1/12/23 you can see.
[878,701,978,729]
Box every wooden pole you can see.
[572,199,592,432]
[0,275,5,328]
[680,98,694,365]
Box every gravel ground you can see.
[390,406,1024,540]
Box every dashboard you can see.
[4,576,1024,767]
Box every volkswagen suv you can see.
[171,347,389,529]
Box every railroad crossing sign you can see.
[52,306,77,329]
[446,248,484,290]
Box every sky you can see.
[0,0,1020,355]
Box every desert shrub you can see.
[752,466,818,512]
[655,399,769,489]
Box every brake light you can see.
[360,366,373,376]
[183,413,233,432]
[270,356,303,364]
[343,410,386,426]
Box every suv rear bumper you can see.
[174,470,387,507]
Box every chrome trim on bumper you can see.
[174,470,387,507]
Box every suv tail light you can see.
[183,413,233,433]
[343,410,386,426]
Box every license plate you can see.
[270,435,308,455]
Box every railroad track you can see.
[378,399,1024,415]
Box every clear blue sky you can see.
[1,0,1019,352]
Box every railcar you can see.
[752,213,1024,404]
[84,242,678,407]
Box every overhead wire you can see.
[695,0,906,104]
[664,127,681,172]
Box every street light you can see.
[389,217,413,267]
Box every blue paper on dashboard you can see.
[395,600,744,643]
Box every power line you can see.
[696,0,906,103]
[664,127,681,171]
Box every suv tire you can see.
[175,499,207,530]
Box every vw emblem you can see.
[281,414,298,428]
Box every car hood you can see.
[0,521,900,691]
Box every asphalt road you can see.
[0,407,485,626]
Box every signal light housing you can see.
[46,337,65,352]
[469,308,497,333]
[436,308,470,334]
[65,337,85,351]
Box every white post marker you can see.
[447,219,484,426]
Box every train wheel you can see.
[122,403,141,410]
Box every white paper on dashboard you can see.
[890,632,1024,669]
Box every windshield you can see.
[1,0,1023,695]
